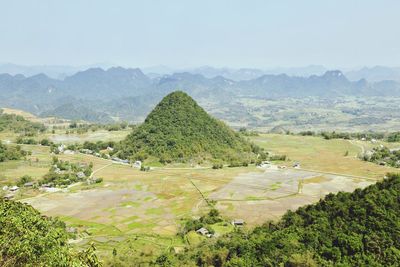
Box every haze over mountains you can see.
[1,65,400,126]
[2,63,400,81]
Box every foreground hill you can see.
[0,199,99,266]
[118,91,257,163]
[161,173,400,266]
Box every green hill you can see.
[160,173,400,266]
[0,199,99,266]
[118,91,258,163]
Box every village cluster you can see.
[56,143,143,169]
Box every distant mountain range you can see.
[345,66,400,82]
[2,63,400,82]
[1,66,400,123]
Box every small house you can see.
[76,172,86,179]
[232,219,245,226]
[80,149,93,154]
[9,186,19,192]
[3,194,14,200]
[196,227,209,236]
[24,182,35,187]
[133,160,142,169]
[107,146,114,152]
[58,144,66,153]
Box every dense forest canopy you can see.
[159,173,400,266]
[0,199,99,266]
[118,91,259,163]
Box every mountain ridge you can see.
[1,67,400,123]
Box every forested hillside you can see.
[160,173,400,266]
[118,91,258,163]
[0,200,100,266]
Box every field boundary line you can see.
[291,167,378,181]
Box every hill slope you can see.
[163,173,400,266]
[118,91,256,163]
[0,199,99,266]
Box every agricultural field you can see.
[213,96,400,132]
[1,129,399,262]
[45,129,130,144]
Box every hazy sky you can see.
[0,0,399,68]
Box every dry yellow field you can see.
[250,134,398,179]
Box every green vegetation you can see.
[179,209,223,236]
[0,143,28,162]
[16,136,39,145]
[362,146,400,168]
[0,199,100,266]
[66,121,131,134]
[297,130,385,141]
[40,157,93,187]
[160,173,400,266]
[387,132,400,142]
[16,175,33,187]
[118,91,259,164]
[0,111,45,136]
[238,127,259,136]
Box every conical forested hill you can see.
[119,91,257,163]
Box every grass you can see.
[210,222,234,235]
[269,182,282,190]
[0,145,51,185]
[250,134,398,179]
[186,231,205,246]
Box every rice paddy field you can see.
[1,130,399,263]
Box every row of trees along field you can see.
[296,130,400,143]
[157,173,400,266]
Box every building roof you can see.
[196,227,209,235]
[9,186,19,191]
[232,219,245,225]
[24,182,35,187]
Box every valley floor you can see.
[1,131,398,263]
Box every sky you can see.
[0,0,399,69]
